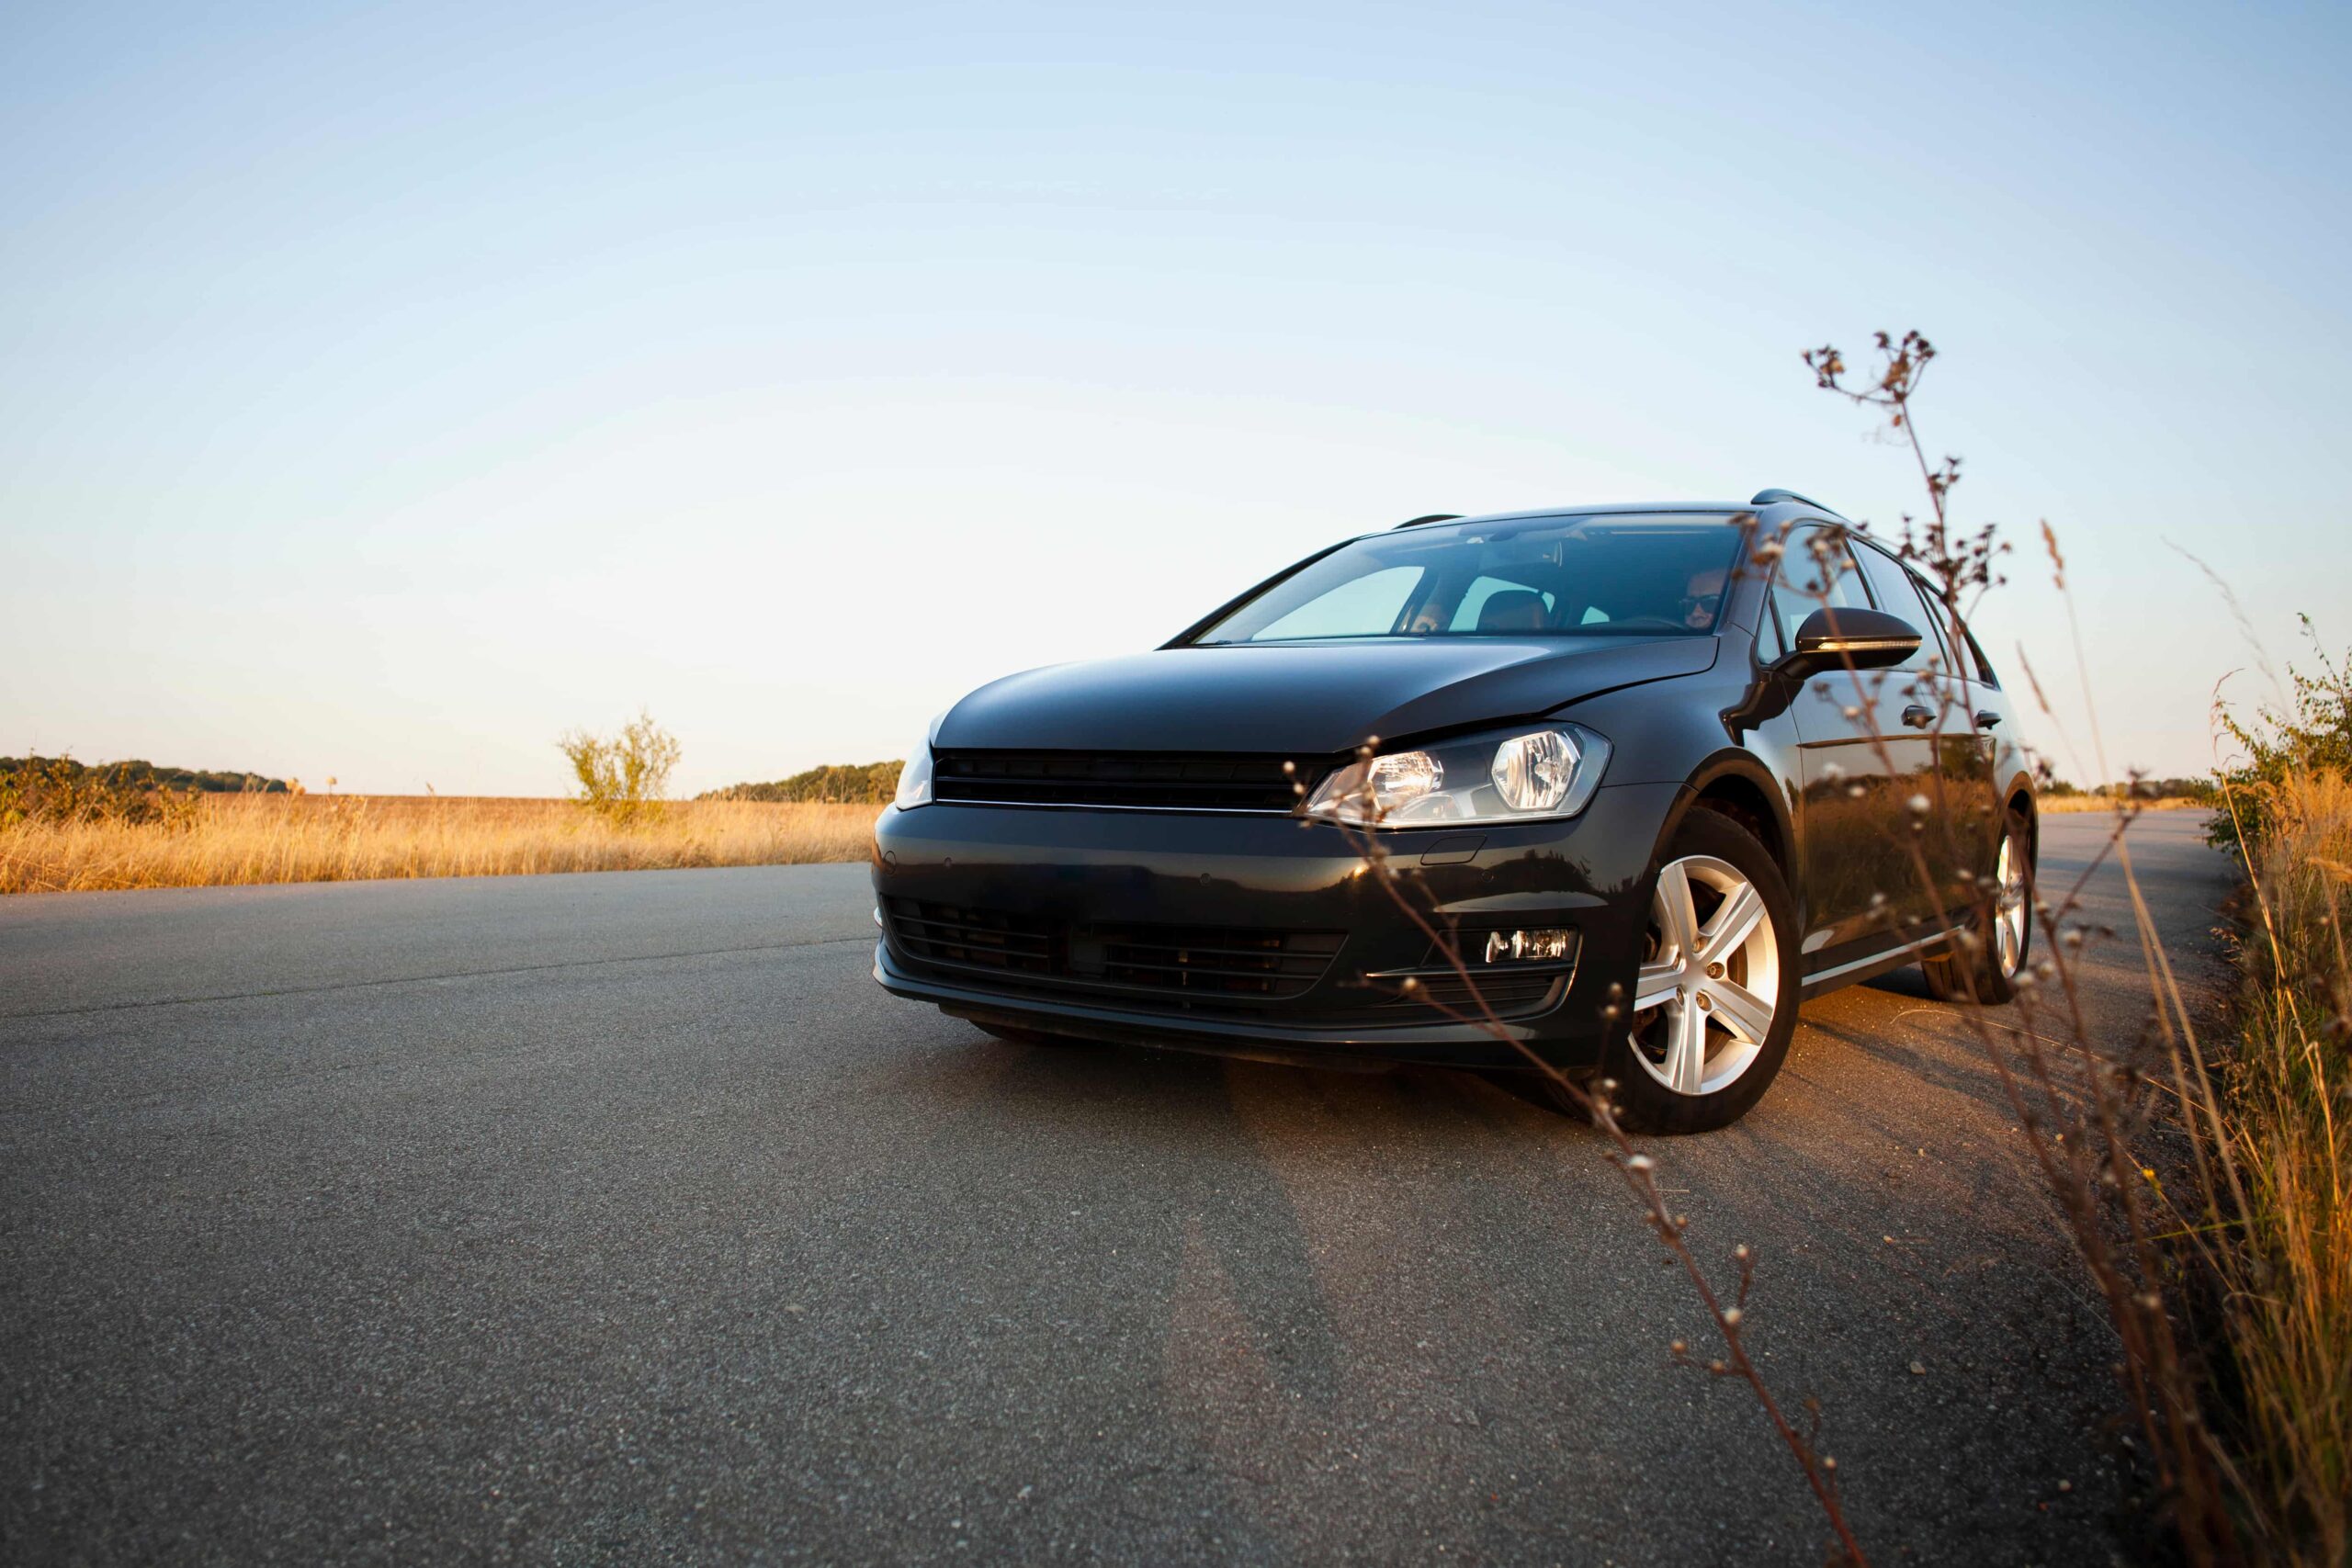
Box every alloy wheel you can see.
[1631,854,1781,1097]
[1994,831,2028,978]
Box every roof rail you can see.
[1393,513,1464,530]
[1749,488,1846,518]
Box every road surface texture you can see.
[2,813,2234,1565]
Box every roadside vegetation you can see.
[2209,636,2351,1565]
[701,759,903,804]
[557,710,684,825]
[0,717,879,895]
[2,754,205,831]
[0,793,874,895]
[2040,775,2216,814]
[1,754,292,797]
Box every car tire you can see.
[1601,808,1801,1135]
[1921,808,2032,1005]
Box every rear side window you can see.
[1961,620,2000,686]
[1852,544,2003,685]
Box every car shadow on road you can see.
[854,999,2138,1562]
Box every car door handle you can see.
[1901,705,1935,730]
[1974,710,2001,729]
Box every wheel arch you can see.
[1659,752,1793,878]
[2004,775,2039,867]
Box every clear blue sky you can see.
[5,0,2346,794]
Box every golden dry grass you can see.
[2222,766,2352,1564]
[2040,794,2210,814]
[0,794,875,895]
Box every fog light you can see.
[1481,928,1575,963]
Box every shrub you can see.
[0,754,200,830]
[556,711,683,826]
[2211,624,2352,858]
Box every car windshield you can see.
[1190,513,1747,645]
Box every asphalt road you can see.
[1,813,2235,1566]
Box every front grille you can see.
[930,750,1308,812]
[1368,971,1566,1013]
[883,897,1344,1009]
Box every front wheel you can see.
[1601,809,1801,1134]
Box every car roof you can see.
[1436,502,1750,525]
[1374,497,1856,539]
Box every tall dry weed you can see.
[2217,765,2352,1562]
[1317,329,2323,1564]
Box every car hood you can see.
[935,637,1719,755]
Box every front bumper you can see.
[869,781,1681,1071]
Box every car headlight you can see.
[892,720,941,810]
[1303,724,1611,826]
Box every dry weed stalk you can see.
[2207,659,2351,1565]
[1802,333,2245,1561]
[1299,330,2290,1564]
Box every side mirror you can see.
[1777,606,1920,680]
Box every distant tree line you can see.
[2,755,223,829]
[0,756,289,794]
[700,761,903,805]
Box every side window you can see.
[1853,546,1947,672]
[1961,621,1999,686]
[1905,570,1960,675]
[1250,565,1424,641]
[1757,594,1785,659]
[1450,575,1556,633]
[1767,526,1873,650]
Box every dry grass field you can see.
[2039,794,2209,814]
[0,785,2202,897]
[0,794,876,896]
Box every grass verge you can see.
[0,794,876,895]
[2216,765,2350,1563]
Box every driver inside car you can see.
[1679,567,1726,630]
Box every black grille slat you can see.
[888,913,1052,943]
[1102,935,1340,962]
[882,897,1344,1010]
[1374,972,1564,1010]
[1097,953,1332,975]
[882,898,1057,976]
[933,750,1307,812]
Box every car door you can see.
[1942,602,2010,889]
[1854,546,2001,904]
[1771,525,1922,963]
